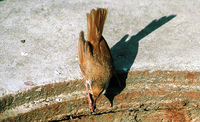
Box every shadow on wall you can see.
[105,15,177,106]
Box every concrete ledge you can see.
[1,71,200,121]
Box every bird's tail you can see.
[87,8,108,45]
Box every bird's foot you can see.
[89,100,94,112]
[86,83,94,112]
[115,74,121,88]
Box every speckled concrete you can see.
[0,0,200,97]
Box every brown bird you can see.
[78,8,119,112]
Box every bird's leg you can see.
[115,74,121,88]
[86,83,94,112]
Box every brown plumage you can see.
[78,8,115,112]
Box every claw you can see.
[89,99,94,112]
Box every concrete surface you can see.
[0,0,200,98]
[1,71,200,121]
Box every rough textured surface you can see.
[0,71,200,121]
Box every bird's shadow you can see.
[104,15,176,106]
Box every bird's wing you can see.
[78,31,93,76]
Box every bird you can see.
[78,8,120,112]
